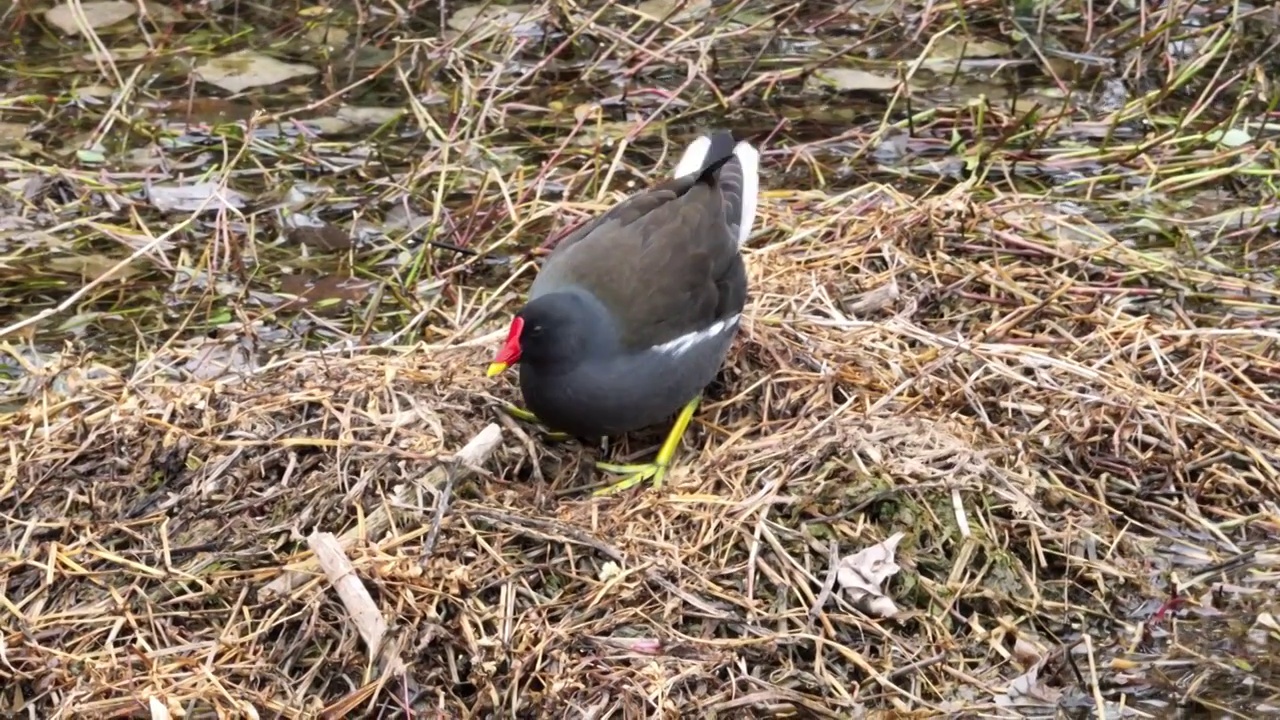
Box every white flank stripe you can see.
[673,135,712,178]
[653,314,741,357]
[732,140,760,247]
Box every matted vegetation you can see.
[2,0,1279,717]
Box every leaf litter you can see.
[3,0,1280,717]
[834,531,905,618]
[194,50,320,93]
[44,1,136,35]
[146,181,248,213]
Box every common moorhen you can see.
[486,130,760,495]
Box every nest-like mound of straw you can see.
[8,181,1279,716]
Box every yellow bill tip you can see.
[486,362,510,377]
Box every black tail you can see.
[693,131,740,185]
[680,130,758,248]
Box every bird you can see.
[485,130,760,495]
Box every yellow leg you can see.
[593,396,701,496]
[502,404,540,424]
[500,403,570,442]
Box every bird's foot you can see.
[500,403,571,442]
[589,395,701,497]
[593,460,668,496]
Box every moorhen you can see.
[486,130,760,495]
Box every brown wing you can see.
[538,172,691,260]
[529,175,744,351]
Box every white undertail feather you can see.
[673,136,712,178]
[672,135,761,248]
[731,140,760,248]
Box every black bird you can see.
[487,131,760,494]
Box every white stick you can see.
[308,532,406,676]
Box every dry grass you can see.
[3,0,1280,717]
